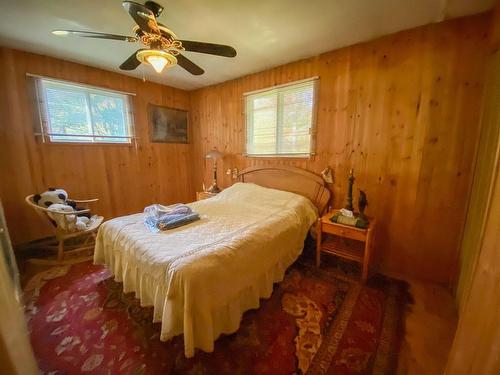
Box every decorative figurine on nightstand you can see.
[357,189,369,227]
[358,190,368,217]
[344,169,355,211]
[330,169,369,229]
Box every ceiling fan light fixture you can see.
[137,49,177,73]
[51,1,236,76]
[147,55,168,73]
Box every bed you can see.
[94,165,330,357]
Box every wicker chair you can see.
[25,195,103,262]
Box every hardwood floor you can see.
[397,280,458,374]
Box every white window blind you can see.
[33,77,134,143]
[245,78,318,156]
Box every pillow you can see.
[214,182,318,216]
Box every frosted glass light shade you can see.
[146,55,168,73]
[205,149,223,159]
[136,50,177,74]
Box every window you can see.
[245,78,318,157]
[34,78,134,143]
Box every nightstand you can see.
[196,191,218,201]
[316,210,375,283]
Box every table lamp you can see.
[205,149,223,193]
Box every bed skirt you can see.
[95,240,303,357]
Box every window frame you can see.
[244,77,319,158]
[31,75,135,145]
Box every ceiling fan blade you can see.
[52,30,137,42]
[176,54,204,75]
[122,1,160,34]
[119,50,144,70]
[178,40,237,58]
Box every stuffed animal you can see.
[47,203,90,231]
[34,188,91,218]
[33,188,68,208]
[34,188,92,231]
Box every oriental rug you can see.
[24,258,408,374]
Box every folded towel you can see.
[144,204,200,232]
[157,212,200,230]
[146,203,192,217]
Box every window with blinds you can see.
[34,78,134,143]
[245,78,318,157]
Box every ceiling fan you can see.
[52,1,237,76]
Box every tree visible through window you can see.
[37,79,133,143]
[245,78,318,156]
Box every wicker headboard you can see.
[238,165,331,214]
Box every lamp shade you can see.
[205,149,223,159]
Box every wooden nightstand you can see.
[316,210,375,283]
[196,191,218,201]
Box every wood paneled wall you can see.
[455,34,500,309]
[0,48,193,245]
[188,14,491,283]
[446,5,500,372]
[0,13,492,283]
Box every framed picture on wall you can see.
[148,104,188,143]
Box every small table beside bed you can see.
[94,166,330,357]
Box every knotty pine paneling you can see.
[455,3,500,310]
[0,48,193,245]
[188,13,491,283]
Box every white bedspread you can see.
[94,182,317,357]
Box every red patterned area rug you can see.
[24,259,409,374]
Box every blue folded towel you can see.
[144,204,200,232]
[157,212,200,230]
